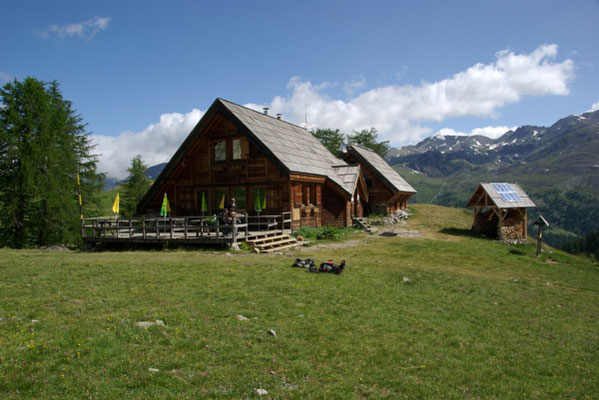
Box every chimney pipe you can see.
[276,113,282,120]
[263,107,269,115]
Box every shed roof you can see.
[467,183,536,209]
[345,145,416,194]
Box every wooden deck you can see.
[81,212,292,246]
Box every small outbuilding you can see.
[466,183,535,241]
[343,145,416,215]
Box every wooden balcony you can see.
[81,212,292,247]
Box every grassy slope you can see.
[395,164,599,248]
[97,187,119,217]
[1,204,598,399]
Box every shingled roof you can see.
[467,183,536,209]
[138,98,353,213]
[218,99,350,194]
[345,145,416,194]
[332,165,362,195]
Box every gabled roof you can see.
[332,165,361,195]
[467,183,536,209]
[218,99,350,193]
[138,98,352,212]
[345,145,416,194]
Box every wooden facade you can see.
[467,183,536,241]
[344,145,416,215]
[138,99,415,229]
[141,115,292,218]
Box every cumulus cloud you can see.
[259,44,573,145]
[588,101,599,112]
[91,109,203,179]
[343,76,367,96]
[434,126,516,140]
[93,44,574,178]
[38,16,111,40]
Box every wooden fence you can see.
[81,211,292,245]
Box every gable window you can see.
[232,139,242,160]
[214,141,226,161]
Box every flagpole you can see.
[77,165,83,220]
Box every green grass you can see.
[1,204,598,398]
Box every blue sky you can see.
[1,0,598,178]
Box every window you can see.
[232,139,242,160]
[233,187,246,210]
[253,187,266,212]
[215,189,227,211]
[214,141,226,161]
[198,190,209,213]
[302,183,316,205]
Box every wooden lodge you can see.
[135,98,416,231]
[467,183,536,241]
[344,145,416,215]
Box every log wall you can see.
[144,114,289,217]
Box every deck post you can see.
[81,219,86,238]
[169,217,173,240]
[129,220,133,238]
[142,219,146,239]
[216,216,220,238]
[156,218,160,239]
[232,217,237,246]
[245,213,249,237]
[184,217,188,240]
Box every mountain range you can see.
[388,110,599,247]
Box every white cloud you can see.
[91,109,203,179]
[38,16,111,40]
[343,76,367,96]
[588,100,599,112]
[93,44,574,178]
[260,44,573,145]
[434,126,516,140]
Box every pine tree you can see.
[120,155,151,218]
[0,77,104,247]
[312,128,345,157]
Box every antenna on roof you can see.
[304,105,308,125]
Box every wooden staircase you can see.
[353,217,373,233]
[245,231,304,253]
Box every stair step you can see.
[259,242,304,253]
[247,234,290,245]
[256,238,298,249]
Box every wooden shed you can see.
[343,145,416,215]
[137,98,391,230]
[467,183,536,241]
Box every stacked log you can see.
[500,214,524,241]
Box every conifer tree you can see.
[0,77,104,247]
[312,128,345,157]
[121,155,151,218]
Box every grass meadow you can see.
[1,205,598,398]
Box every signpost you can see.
[534,215,549,257]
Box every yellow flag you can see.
[219,194,225,209]
[112,193,120,214]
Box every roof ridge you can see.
[217,97,309,130]
[349,143,377,153]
